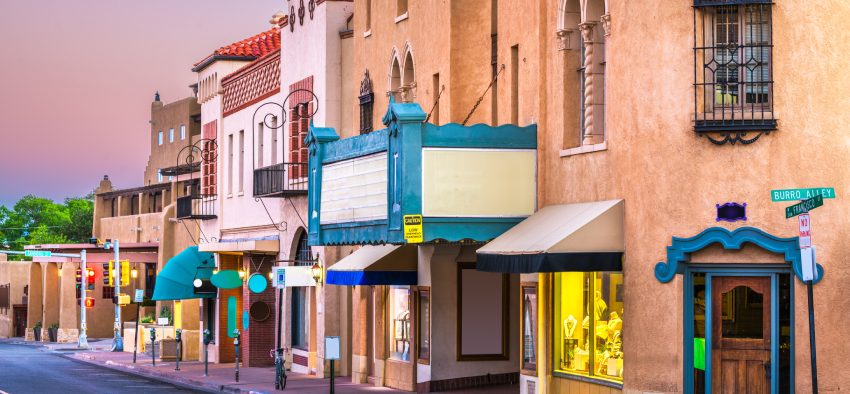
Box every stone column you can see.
[580,22,603,145]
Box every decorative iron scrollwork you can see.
[309,0,316,20]
[700,130,767,145]
[298,0,306,26]
[289,6,296,32]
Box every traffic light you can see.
[86,268,95,291]
[102,263,110,285]
[84,297,95,308]
[107,260,131,287]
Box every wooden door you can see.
[711,277,771,393]
[13,306,27,337]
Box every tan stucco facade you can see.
[0,254,29,338]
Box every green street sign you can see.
[786,195,823,218]
[24,250,52,257]
[771,187,835,202]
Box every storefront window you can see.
[388,286,411,361]
[554,272,624,382]
[522,284,538,371]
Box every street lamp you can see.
[311,262,323,284]
[131,268,138,279]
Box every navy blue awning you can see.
[326,245,417,286]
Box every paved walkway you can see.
[4,338,520,394]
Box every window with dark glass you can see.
[694,0,775,133]
[359,70,374,134]
[521,284,538,372]
[417,288,430,363]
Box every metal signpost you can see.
[325,336,340,394]
[772,188,831,394]
[132,289,144,363]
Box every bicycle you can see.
[270,347,289,389]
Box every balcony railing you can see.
[176,194,217,220]
[253,162,308,198]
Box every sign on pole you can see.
[771,187,835,202]
[24,250,52,258]
[798,213,812,248]
[801,247,817,281]
[134,289,145,303]
[785,195,823,218]
[273,266,286,289]
[325,336,340,360]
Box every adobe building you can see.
[0,253,29,338]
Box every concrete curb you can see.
[59,352,248,394]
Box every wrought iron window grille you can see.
[693,0,775,144]
[360,70,374,134]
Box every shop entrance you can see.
[711,276,770,393]
[690,270,792,394]
[13,305,27,337]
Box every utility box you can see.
[160,338,179,361]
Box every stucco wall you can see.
[532,1,850,392]
[144,97,201,186]
[0,259,29,338]
[420,245,520,382]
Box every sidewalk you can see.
[67,348,403,394]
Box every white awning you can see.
[476,199,624,273]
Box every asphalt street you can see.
[0,342,202,394]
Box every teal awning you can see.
[152,246,216,301]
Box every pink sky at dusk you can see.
[0,0,283,206]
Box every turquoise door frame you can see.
[683,265,794,394]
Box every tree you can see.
[63,196,94,242]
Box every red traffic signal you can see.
[84,297,95,308]
[86,268,96,285]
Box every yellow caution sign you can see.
[403,215,423,243]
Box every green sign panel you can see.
[771,187,835,202]
[24,250,51,257]
[785,195,823,218]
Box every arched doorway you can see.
[655,227,810,393]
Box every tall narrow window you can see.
[227,134,234,195]
[397,0,408,17]
[402,51,416,102]
[365,0,372,31]
[158,131,163,146]
[291,231,312,348]
[431,73,440,125]
[169,128,174,143]
[389,286,412,361]
[521,284,538,372]
[510,45,519,125]
[238,130,245,193]
[694,1,775,135]
[389,57,402,102]
[201,121,217,195]
[417,288,431,363]
[359,70,374,134]
[289,76,313,179]
[257,121,265,168]
[180,124,186,140]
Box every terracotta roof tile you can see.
[193,27,281,70]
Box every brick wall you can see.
[241,254,276,367]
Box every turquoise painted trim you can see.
[704,274,713,392]
[422,122,537,149]
[654,226,824,284]
[322,128,388,164]
[423,217,525,243]
[685,267,793,393]
[683,271,695,391]
[771,274,779,394]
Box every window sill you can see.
[363,29,372,38]
[559,141,607,157]
[552,371,623,390]
[226,194,233,199]
[395,13,408,24]
[237,192,244,197]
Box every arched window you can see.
[558,0,608,150]
[401,50,416,103]
[359,70,374,134]
[389,54,402,102]
[291,230,312,349]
